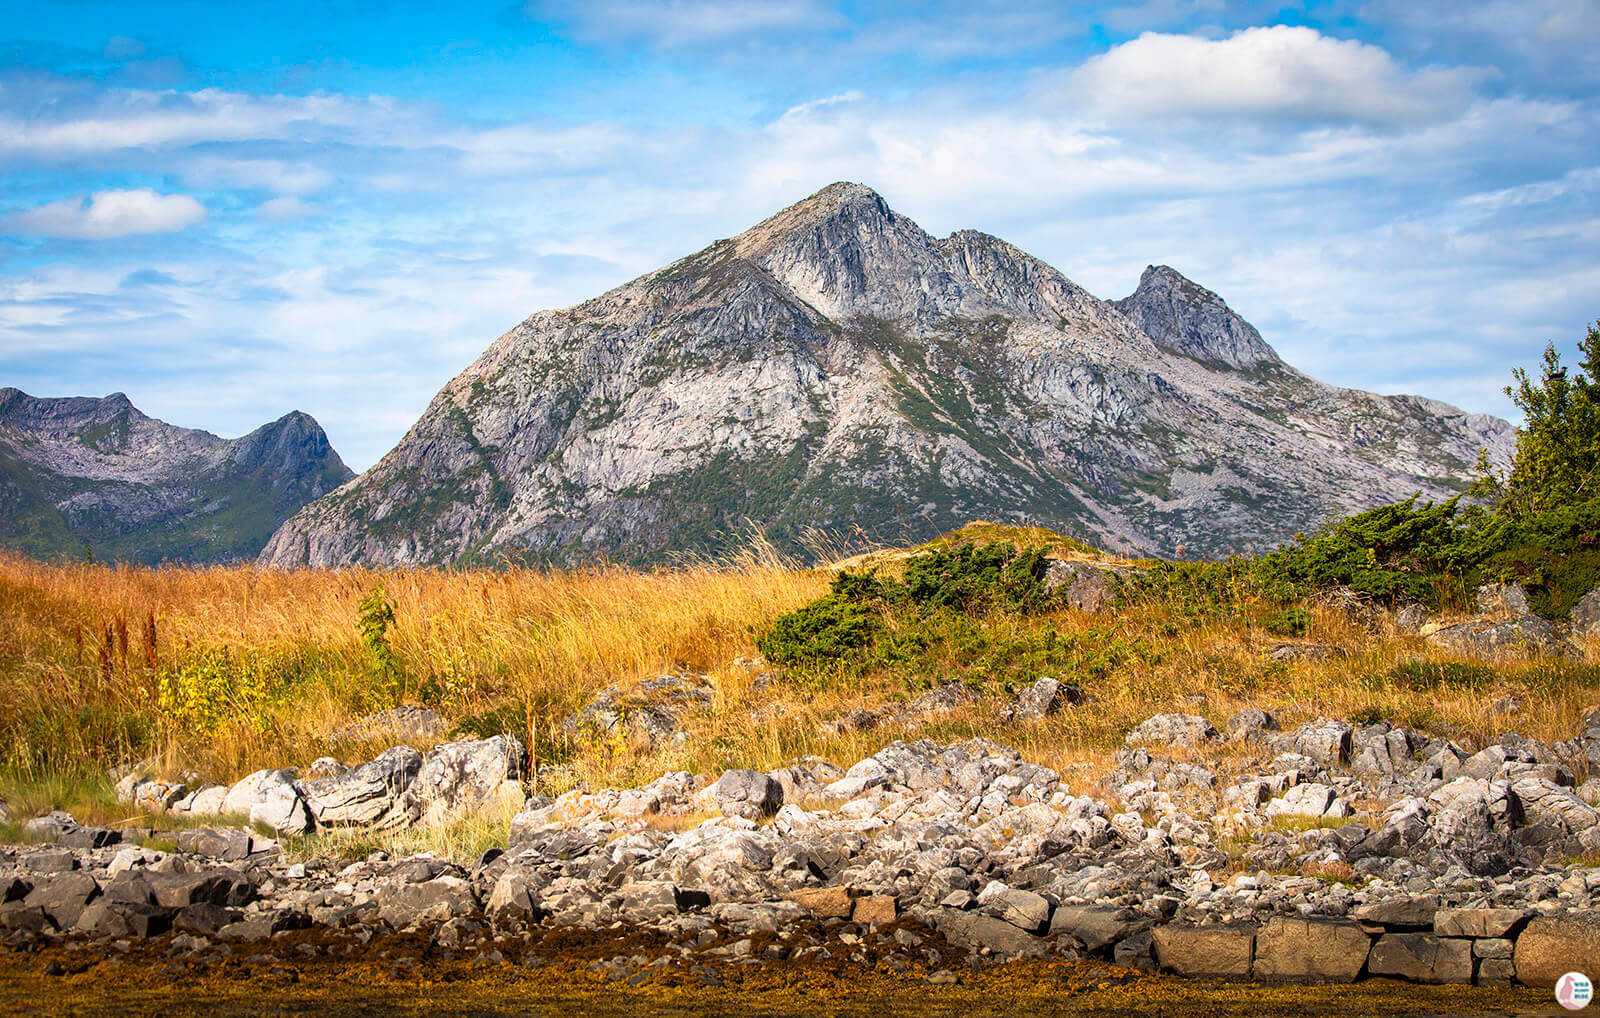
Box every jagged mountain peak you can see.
[1114,264,1281,371]
[260,185,1514,569]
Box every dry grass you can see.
[2,544,1598,842]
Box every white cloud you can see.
[7,189,205,239]
[1065,26,1489,124]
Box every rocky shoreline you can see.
[8,698,1600,990]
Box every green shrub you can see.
[755,594,884,668]
[1264,608,1309,637]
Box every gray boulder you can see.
[1426,615,1576,660]
[1125,713,1218,748]
[1368,933,1472,983]
[386,734,526,828]
[1042,561,1141,613]
[710,770,783,820]
[303,746,423,826]
[1573,586,1600,638]
[220,769,311,836]
[1474,581,1531,616]
[1008,677,1082,721]
[1226,709,1278,742]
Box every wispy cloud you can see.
[531,0,840,47]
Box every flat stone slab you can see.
[1514,912,1600,987]
[1152,925,1254,979]
[1253,917,1370,983]
[1432,907,1532,939]
[1368,934,1472,984]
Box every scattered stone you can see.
[386,735,526,828]
[331,705,452,744]
[302,746,422,827]
[1007,677,1082,721]
[1425,615,1576,660]
[1042,561,1141,613]
[1474,582,1531,616]
[1573,586,1600,639]
[1226,709,1278,742]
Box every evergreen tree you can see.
[1503,321,1600,517]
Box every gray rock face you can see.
[709,771,783,820]
[387,735,526,828]
[0,388,351,564]
[1573,587,1600,638]
[1042,562,1141,612]
[1113,265,1279,372]
[1126,714,1218,748]
[221,769,312,836]
[1425,615,1575,660]
[303,746,423,827]
[259,183,1512,568]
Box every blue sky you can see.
[1,1,1596,471]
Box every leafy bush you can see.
[356,583,402,697]
[901,543,1052,612]
[156,648,310,734]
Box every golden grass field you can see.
[2,523,1597,860]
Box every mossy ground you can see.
[0,930,1549,1017]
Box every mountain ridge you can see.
[260,182,1514,568]
[0,388,353,564]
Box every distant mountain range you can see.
[0,389,351,564]
[256,182,1514,568]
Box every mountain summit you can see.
[261,183,1513,567]
[0,389,352,564]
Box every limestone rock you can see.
[709,770,783,820]
[387,735,526,828]
[1042,561,1141,612]
[1425,615,1576,660]
[1573,586,1600,638]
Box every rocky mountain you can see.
[0,389,353,564]
[261,182,1514,567]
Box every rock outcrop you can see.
[260,182,1512,568]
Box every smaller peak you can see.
[1115,265,1279,371]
